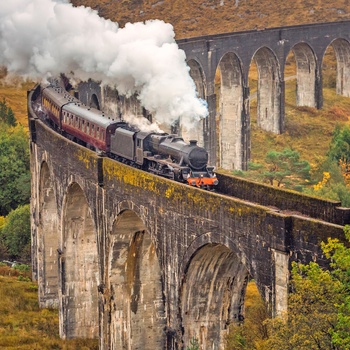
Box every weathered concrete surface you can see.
[177,21,350,169]
[29,107,347,349]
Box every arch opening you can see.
[224,278,269,348]
[38,162,59,308]
[215,52,244,170]
[181,59,206,147]
[107,209,166,350]
[250,47,282,134]
[291,43,317,107]
[61,182,99,339]
[90,93,100,110]
[324,39,350,97]
[181,243,260,349]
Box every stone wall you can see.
[217,173,350,225]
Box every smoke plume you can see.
[0,0,208,127]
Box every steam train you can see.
[36,79,218,189]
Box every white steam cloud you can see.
[0,0,208,128]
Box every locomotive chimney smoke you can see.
[123,113,164,133]
[0,0,208,128]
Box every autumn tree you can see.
[225,282,269,349]
[321,226,350,349]
[0,125,31,216]
[0,98,16,127]
[248,148,310,190]
[264,226,350,350]
[327,125,350,164]
[0,205,31,263]
[224,225,350,350]
[307,125,350,207]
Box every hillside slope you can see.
[70,0,350,39]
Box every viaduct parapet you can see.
[29,83,349,349]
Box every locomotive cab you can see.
[135,132,151,166]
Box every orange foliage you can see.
[339,159,350,187]
[326,106,349,122]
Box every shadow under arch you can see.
[60,182,99,339]
[252,46,282,134]
[107,209,166,350]
[90,93,100,110]
[181,243,250,350]
[37,161,59,308]
[182,59,206,147]
[216,51,244,170]
[327,38,350,97]
[290,42,317,107]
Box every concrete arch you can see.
[181,243,250,350]
[182,59,206,147]
[253,47,282,134]
[37,161,59,308]
[291,43,318,107]
[180,231,271,307]
[107,209,166,350]
[60,182,99,339]
[217,52,244,170]
[328,38,350,97]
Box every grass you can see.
[70,0,350,39]
[0,266,98,350]
[250,84,350,172]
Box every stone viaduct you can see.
[78,20,350,171]
[29,89,349,349]
[29,21,350,350]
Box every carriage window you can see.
[86,122,90,134]
[137,139,142,147]
[82,120,85,131]
[96,127,100,139]
[75,116,78,127]
[70,114,73,125]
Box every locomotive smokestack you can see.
[189,140,198,146]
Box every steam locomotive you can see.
[36,79,218,189]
